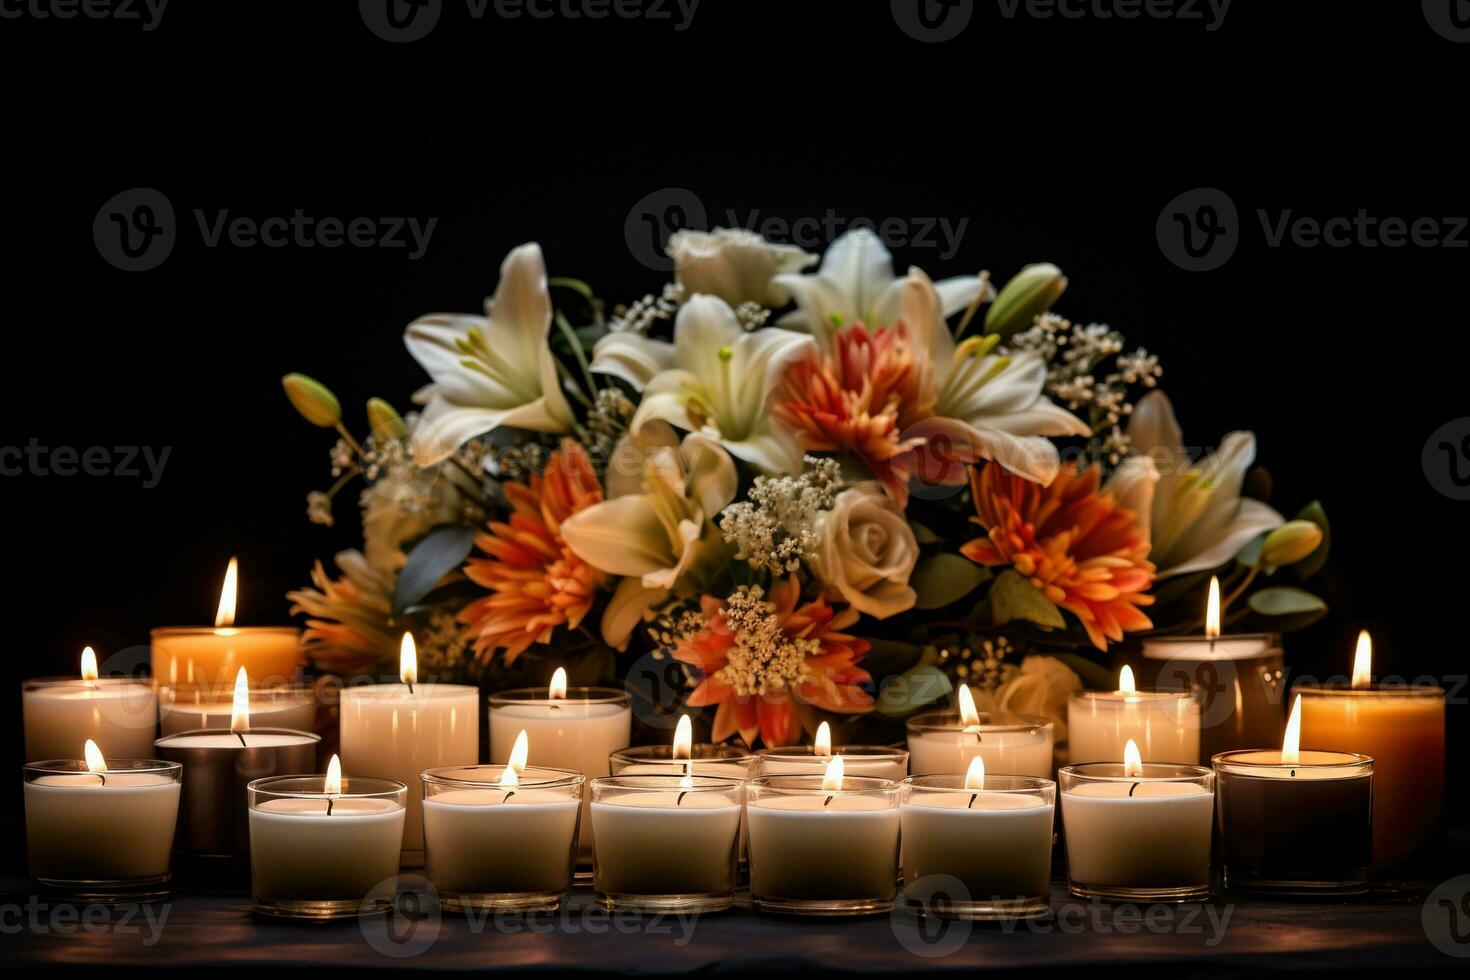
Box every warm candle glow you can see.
[1281,694,1302,766]
[499,763,520,790]
[1351,630,1372,690]
[215,557,238,628]
[1123,738,1143,778]
[549,667,568,700]
[507,729,529,773]
[83,739,107,773]
[1205,576,1221,639]
[80,646,98,682]
[1118,665,1136,694]
[821,754,845,792]
[814,720,832,757]
[230,667,251,733]
[324,754,343,795]
[672,715,693,761]
[399,633,418,685]
[964,755,985,791]
[958,683,981,727]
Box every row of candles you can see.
[18,565,1448,919]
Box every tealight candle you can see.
[901,760,1055,921]
[247,756,406,919]
[23,647,158,762]
[1067,666,1200,765]
[906,685,1054,777]
[1059,740,1215,902]
[1138,577,1285,762]
[1296,630,1445,872]
[159,681,317,737]
[590,773,744,913]
[756,721,909,781]
[151,559,303,693]
[24,741,182,903]
[1214,695,1373,896]
[339,634,479,864]
[422,754,583,913]
[488,669,632,866]
[746,758,902,916]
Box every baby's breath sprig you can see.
[718,456,842,573]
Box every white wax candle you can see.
[249,798,405,902]
[591,791,742,897]
[747,795,901,902]
[23,679,158,763]
[1067,692,1199,766]
[1061,782,1213,890]
[423,788,579,896]
[901,792,1055,903]
[907,713,1054,777]
[159,688,316,737]
[756,749,908,782]
[24,771,180,883]
[339,683,479,856]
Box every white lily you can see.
[560,422,737,649]
[607,295,816,473]
[668,227,818,310]
[1120,390,1283,578]
[404,243,575,465]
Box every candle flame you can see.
[80,647,98,682]
[1123,738,1143,778]
[215,557,238,628]
[83,739,107,773]
[821,754,845,792]
[957,683,980,727]
[1205,576,1221,639]
[1351,630,1372,690]
[1118,665,1136,694]
[399,633,418,685]
[549,667,568,700]
[499,764,520,790]
[964,755,985,791]
[508,729,529,773]
[324,754,343,795]
[230,667,251,733]
[673,715,693,761]
[814,720,832,757]
[1281,694,1302,766]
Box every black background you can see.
[1,0,1466,874]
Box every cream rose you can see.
[813,483,918,619]
[667,228,817,310]
[995,655,1082,741]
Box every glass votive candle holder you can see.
[24,759,182,904]
[422,765,583,913]
[746,774,901,916]
[23,676,159,763]
[1059,762,1215,902]
[158,682,317,737]
[906,710,1054,777]
[590,774,744,913]
[247,773,406,919]
[1139,632,1285,763]
[1067,689,1200,765]
[756,745,909,782]
[1213,749,1373,896]
[609,743,756,779]
[901,774,1055,921]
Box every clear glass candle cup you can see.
[746,775,902,916]
[755,745,910,782]
[906,710,1055,777]
[158,682,318,737]
[247,774,407,920]
[590,774,745,913]
[421,765,583,912]
[901,774,1056,921]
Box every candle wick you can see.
[327,798,334,815]
[95,773,107,787]
[1290,769,1296,778]
[967,793,977,809]
[407,681,415,695]
[677,791,688,806]
[235,732,248,747]
[1128,782,1139,797]
[824,795,834,807]
[502,791,516,804]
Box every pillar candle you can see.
[159,683,316,737]
[1067,666,1199,765]
[907,686,1054,776]
[23,651,157,763]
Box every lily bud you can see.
[985,263,1067,337]
[366,397,406,440]
[282,373,342,428]
[1260,520,1323,567]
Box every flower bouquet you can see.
[283,226,1328,750]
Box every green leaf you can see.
[875,664,953,719]
[1292,500,1331,580]
[860,639,925,678]
[990,569,1066,629]
[1053,652,1117,691]
[393,525,477,617]
[548,277,595,300]
[1234,532,1265,569]
[910,521,942,545]
[1247,586,1327,624]
[911,554,992,609]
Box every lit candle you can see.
[422,732,584,913]
[155,667,320,862]
[746,756,902,915]
[488,668,632,866]
[1059,739,1215,901]
[1214,695,1374,896]
[611,714,756,779]
[23,739,182,902]
[1067,666,1200,765]
[756,720,909,780]
[23,646,158,762]
[1295,631,1444,871]
[1139,576,1285,762]
[339,633,479,865]
[900,758,1055,921]
[151,558,304,694]
[247,755,407,919]
[159,680,316,737]
[906,684,1054,776]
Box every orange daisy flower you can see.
[459,440,606,664]
[962,462,1155,651]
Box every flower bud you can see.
[282,373,341,428]
[985,263,1067,337]
[1260,520,1323,566]
[366,397,406,440]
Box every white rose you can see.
[813,483,918,619]
[668,228,817,310]
[995,655,1082,741]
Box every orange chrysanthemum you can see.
[675,575,873,748]
[776,323,933,505]
[962,463,1155,651]
[459,440,606,664]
